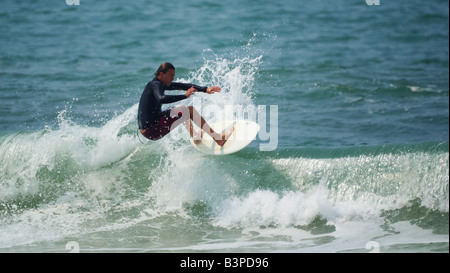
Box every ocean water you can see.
[0,0,448,253]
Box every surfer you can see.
[138,62,234,146]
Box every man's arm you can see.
[168,82,208,92]
[153,82,188,104]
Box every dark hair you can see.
[155,62,175,77]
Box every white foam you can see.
[0,104,139,202]
[272,152,449,213]
[177,50,262,124]
[214,189,334,228]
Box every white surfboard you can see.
[190,120,260,155]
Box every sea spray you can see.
[169,51,278,150]
[0,44,447,252]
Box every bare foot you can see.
[215,127,235,147]
[193,130,203,145]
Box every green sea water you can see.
[0,0,448,253]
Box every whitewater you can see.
[0,0,448,253]
[1,56,448,252]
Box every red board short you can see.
[140,109,184,141]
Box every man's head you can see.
[155,62,175,86]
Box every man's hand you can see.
[206,86,221,94]
[186,86,221,98]
[186,86,198,98]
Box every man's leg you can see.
[187,106,235,146]
[171,106,234,146]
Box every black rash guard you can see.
[138,77,208,130]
